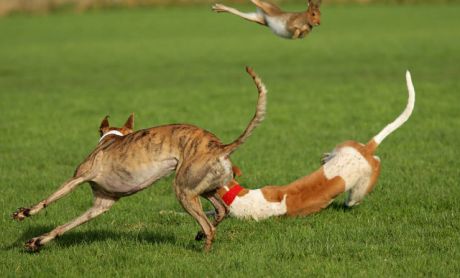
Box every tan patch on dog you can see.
[260,169,345,216]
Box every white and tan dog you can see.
[216,72,415,220]
[12,67,267,252]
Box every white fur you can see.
[345,175,371,207]
[99,130,123,142]
[258,10,291,38]
[323,147,372,191]
[229,189,287,221]
[374,71,415,144]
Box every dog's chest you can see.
[229,189,287,220]
[94,158,177,195]
[323,147,372,190]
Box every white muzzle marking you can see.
[99,130,124,142]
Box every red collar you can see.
[222,183,244,206]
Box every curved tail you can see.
[223,66,267,155]
[367,71,416,152]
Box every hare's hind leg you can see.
[212,3,266,25]
[250,0,282,16]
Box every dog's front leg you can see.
[24,192,117,252]
[12,176,87,221]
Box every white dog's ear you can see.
[99,115,110,136]
[123,113,134,131]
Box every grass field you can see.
[1,3,459,277]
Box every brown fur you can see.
[212,0,321,39]
[260,169,346,216]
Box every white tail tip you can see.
[406,70,414,94]
[373,70,416,145]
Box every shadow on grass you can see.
[327,201,353,212]
[4,225,182,253]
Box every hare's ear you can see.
[99,115,110,135]
[308,0,321,6]
[123,113,134,130]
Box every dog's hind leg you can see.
[195,191,229,241]
[12,176,87,221]
[206,192,229,226]
[24,191,117,252]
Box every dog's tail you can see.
[222,66,267,155]
[366,71,416,153]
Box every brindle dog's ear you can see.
[99,115,110,136]
[123,113,134,131]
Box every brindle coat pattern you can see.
[12,67,267,252]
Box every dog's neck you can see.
[221,183,245,206]
[99,130,124,142]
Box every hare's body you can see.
[264,11,312,38]
[213,0,321,39]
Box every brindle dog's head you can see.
[99,113,135,137]
[307,0,321,27]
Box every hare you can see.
[212,0,321,39]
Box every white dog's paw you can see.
[320,152,334,165]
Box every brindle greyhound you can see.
[12,66,267,252]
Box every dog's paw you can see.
[195,231,205,241]
[320,152,334,165]
[212,4,227,13]
[203,239,213,252]
[25,238,42,253]
[12,207,30,221]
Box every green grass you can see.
[1,3,459,277]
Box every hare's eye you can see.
[312,12,316,16]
